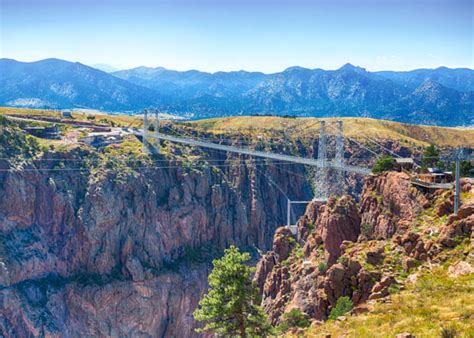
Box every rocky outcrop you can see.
[254,174,474,326]
[359,172,428,239]
[255,196,365,322]
[439,203,474,248]
[308,196,360,264]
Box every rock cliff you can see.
[0,134,313,336]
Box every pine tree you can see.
[372,155,395,173]
[193,246,273,337]
[422,144,440,168]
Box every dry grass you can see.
[0,107,142,127]
[0,107,62,119]
[302,264,474,338]
[191,116,474,148]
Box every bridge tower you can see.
[334,120,344,195]
[317,121,328,198]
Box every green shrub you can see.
[388,284,401,294]
[277,309,310,332]
[372,155,395,173]
[0,115,10,125]
[440,326,458,338]
[294,245,304,260]
[361,223,374,237]
[329,296,353,320]
[306,221,315,231]
[338,255,348,266]
[318,262,327,273]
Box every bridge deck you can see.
[139,131,372,175]
[410,178,453,189]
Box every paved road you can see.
[139,131,372,175]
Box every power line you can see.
[0,157,298,163]
[0,160,312,173]
[267,163,308,180]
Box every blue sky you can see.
[1,0,472,72]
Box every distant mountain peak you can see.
[283,66,309,72]
[135,66,167,71]
[339,63,367,73]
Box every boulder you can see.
[448,261,474,277]
[272,227,295,262]
[366,245,385,265]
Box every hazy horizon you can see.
[1,0,472,73]
[2,57,474,75]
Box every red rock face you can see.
[0,152,313,337]
[255,196,363,322]
[0,264,210,338]
[314,196,361,265]
[359,172,428,239]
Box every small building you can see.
[417,173,448,184]
[410,166,455,190]
[80,131,123,148]
[394,158,414,171]
[24,125,61,139]
[61,111,73,119]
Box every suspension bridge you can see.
[136,109,472,228]
[137,110,372,175]
[136,110,376,235]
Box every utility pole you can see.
[454,148,461,215]
[143,109,149,153]
[154,110,160,133]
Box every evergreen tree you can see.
[372,155,395,173]
[422,144,440,168]
[193,246,273,337]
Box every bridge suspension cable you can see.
[140,129,371,175]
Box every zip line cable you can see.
[254,166,290,200]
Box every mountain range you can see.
[1,58,473,126]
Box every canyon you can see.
[0,115,473,337]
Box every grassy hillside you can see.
[190,116,474,148]
[304,264,473,337]
[2,107,474,148]
[0,107,142,127]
